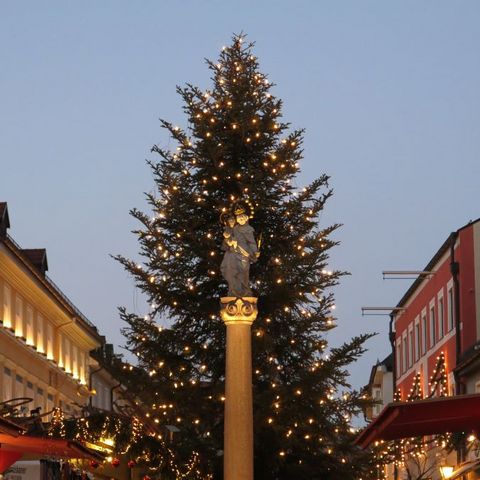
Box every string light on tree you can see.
[113,33,377,480]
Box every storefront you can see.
[356,393,480,479]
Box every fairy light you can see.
[48,408,66,438]
[100,34,380,480]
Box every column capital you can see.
[220,297,258,325]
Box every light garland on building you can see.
[373,352,451,478]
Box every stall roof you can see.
[0,434,104,461]
[0,418,25,437]
[356,394,480,449]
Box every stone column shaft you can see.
[220,297,258,480]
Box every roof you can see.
[0,203,10,230]
[366,353,393,391]
[396,218,480,310]
[355,393,480,448]
[21,249,48,274]
[381,352,393,371]
[455,341,480,376]
[0,417,26,437]
[0,433,104,461]
[1,234,102,343]
[0,202,100,340]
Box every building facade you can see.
[0,203,157,480]
[0,203,136,480]
[394,219,480,401]
[364,354,393,421]
[0,203,103,419]
[364,218,480,479]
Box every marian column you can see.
[220,203,259,480]
[220,297,257,480]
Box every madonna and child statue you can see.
[219,202,259,480]
[220,203,260,299]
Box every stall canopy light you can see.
[440,465,454,479]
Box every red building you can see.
[394,218,480,400]
[358,218,480,479]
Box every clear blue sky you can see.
[1,1,479,389]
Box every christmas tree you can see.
[116,34,375,479]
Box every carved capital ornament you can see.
[220,297,258,325]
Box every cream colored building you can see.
[0,202,103,418]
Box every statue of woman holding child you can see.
[220,203,259,297]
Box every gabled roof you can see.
[21,249,48,274]
[0,202,10,235]
[365,353,393,391]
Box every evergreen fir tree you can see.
[116,34,376,479]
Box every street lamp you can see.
[439,465,454,479]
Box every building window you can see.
[58,333,64,368]
[448,287,455,331]
[64,337,71,373]
[438,297,445,339]
[15,295,23,338]
[72,345,78,379]
[429,306,436,348]
[46,322,54,360]
[36,387,44,411]
[415,322,421,361]
[3,367,12,401]
[422,314,427,354]
[26,305,34,346]
[373,388,382,416]
[15,374,24,397]
[103,386,110,410]
[409,328,414,367]
[37,314,44,354]
[402,334,408,372]
[79,351,86,384]
[396,342,402,377]
[25,382,34,409]
[3,283,12,329]
[47,393,54,418]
